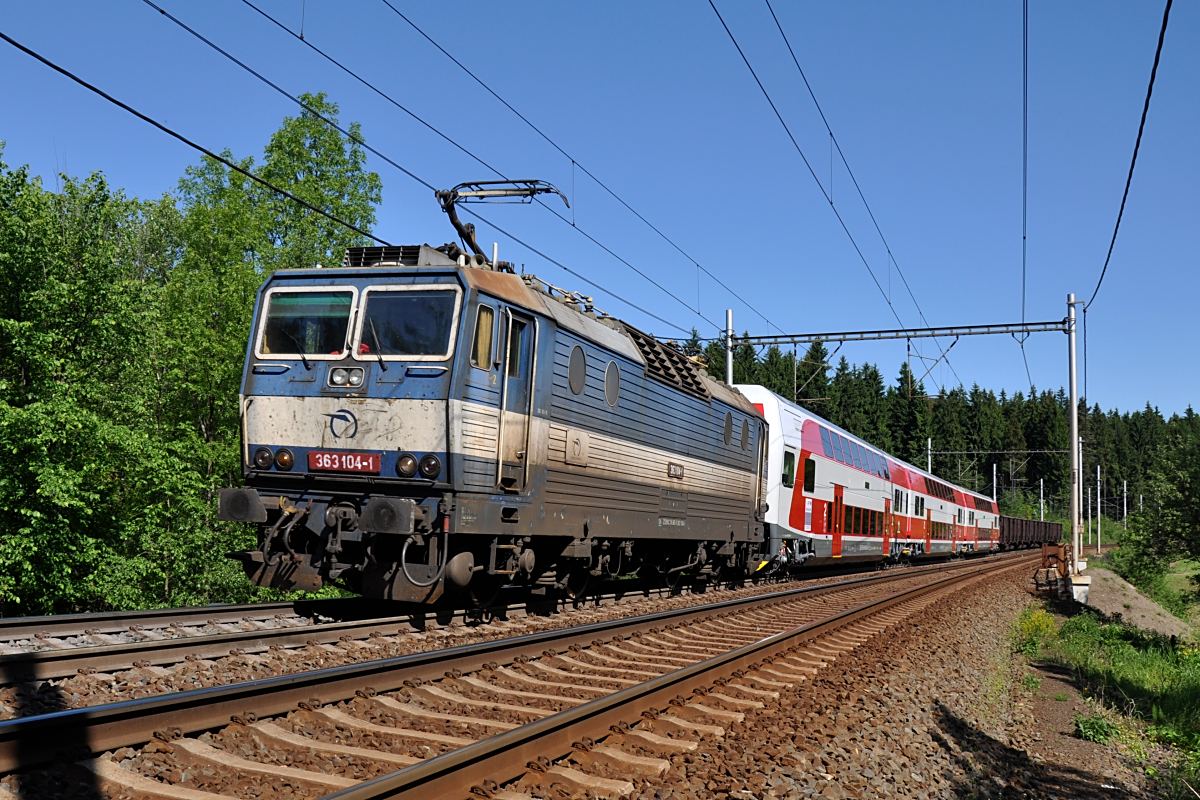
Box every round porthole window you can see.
[605,361,620,406]
[568,345,586,395]
[723,412,733,446]
[741,419,750,450]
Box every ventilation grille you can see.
[622,325,711,401]
[342,246,424,267]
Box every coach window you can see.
[803,458,815,493]
[723,412,734,446]
[819,427,833,457]
[782,450,796,488]
[741,419,750,450]
[894,488,902,509]
[470,305,495,368]
[568,344,586,394]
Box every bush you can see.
[1012,606,1057,658]
[1074,712,1119,743]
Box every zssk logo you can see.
[324,409,358,439]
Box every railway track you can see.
[0,598,387,654]
[0,555,988,714]
[0,551,1036,799]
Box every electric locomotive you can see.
[219,182,768,603]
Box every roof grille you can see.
[343,246,423,267]
[622,324,711,401]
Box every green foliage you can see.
[1053,692,1070,701]
[1012,606,1057,658]
[1048,611,1200,742]
[1019,672,1042,692]
[1074,712,1119,743]
[0,94,381,614]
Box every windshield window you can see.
[358,289,457,357]
[260,291,352,356]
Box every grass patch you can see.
[1053,692,1069,701]
[1040,608,1200,795]
[1019,672,1042,692]
[1012,607,1056,658]
[1075,712,1119,743]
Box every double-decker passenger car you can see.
[219,245,767,603]
[737,386,1000,565]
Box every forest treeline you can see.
[0,97,1196,614]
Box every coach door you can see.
[831,484,844,557]
[883,497,892,556]
[497,309,536,492]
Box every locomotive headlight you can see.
[347,370,363,386]
[418,453,442,479]
[274,449,294,471]
[330,368,349,386]
[396,452,418,478]
[253,447,273,470]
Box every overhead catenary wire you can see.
[5,22,691,337]
[138,0,696,336]
[709,0,947,393]
[0,30,389,247]
[762,0,963,390]
[1085,0,1173,311]
[234,0,719,336]
[377,0,785,335]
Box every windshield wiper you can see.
[368,318,388,372]
[280,329,312,370]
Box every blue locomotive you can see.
[219,191,768,603]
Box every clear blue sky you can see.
[2,1,1195,414]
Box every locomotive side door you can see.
[497,309,536,492]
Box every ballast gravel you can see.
[601,568,1154,800]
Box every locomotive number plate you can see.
[308,451,381,474]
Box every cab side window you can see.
[803,458,815,493]
[470,305,495,368]
[782,450,796,488]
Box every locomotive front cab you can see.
[220,246,471,602]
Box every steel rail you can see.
[325,553,1035,799]
[0,596,376,641]
[0,553,1025,774]
[0,613,428,683]
[0,552,1016,683]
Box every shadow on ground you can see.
[1,654,101,799]
[932,701,1138,799]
